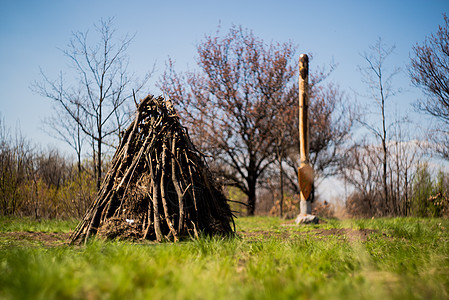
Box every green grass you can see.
[0,216,448,299]
[0,216,78,232]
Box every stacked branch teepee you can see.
[70,95,235,244]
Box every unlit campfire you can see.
[70,95,235,244]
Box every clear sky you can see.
[0,0,448,155]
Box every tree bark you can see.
[247,183,256,216]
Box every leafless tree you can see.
[410,14,449,159]
[0,117,35,216]
[342,129,422,217]
[33,18,152,189]
[357,37,401,211]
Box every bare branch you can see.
[33,18,153,189]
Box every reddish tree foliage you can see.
[160,26,296,215]
[160,26,354,215]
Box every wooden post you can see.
[299,54,310,170]
[296,54,318,224]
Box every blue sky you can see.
[0,0,448,155]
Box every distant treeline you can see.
[0,122,96,219]
[1,119,448,219]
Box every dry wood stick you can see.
[121,108,143,160]
[171,134,185,233]
[184,150,199,215]
[143,191,154,239]
[160,142,178,241]
[143,157,155,240]
[149,152,163,242]
[116,130,156,192]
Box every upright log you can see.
[296,54,318,224]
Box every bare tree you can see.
[342,141,383,216]
[410,14,449,158]
[357,37,401,212]
[388,121,421,216]
[33,18,152,189]
[0,117,36,216]
[342,129,422,217]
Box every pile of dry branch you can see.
[70,95,235,244]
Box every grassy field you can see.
[0,216,448,300]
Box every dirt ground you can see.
[238,227,381,243]
[0,231,71,247]
[0,227,380,247]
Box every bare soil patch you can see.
[1,227,381,247]
[0,231,70,247]
[238,228,380,242]
[312,228,379,242]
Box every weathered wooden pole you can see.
[296,54,318,224]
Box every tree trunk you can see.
[380,74,389,215]
[247,184,256,216]
[77,149,82,174]
[246,156,258,216]
[97,139,102,191]
[279,157,284,218]
[92,138,97,184]
[76,103,82,174]
[97,99,103,191]
[382,122,388,214]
